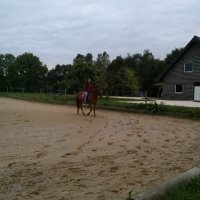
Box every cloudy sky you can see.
[1,0,200,68]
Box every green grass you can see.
[0,92,75,105]
[160,176,200,200]
[1,92,200,120]
[98,97,200,120]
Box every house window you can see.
[184,63,193,72]
[175,84,183,93]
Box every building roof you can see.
[156,35,200,81]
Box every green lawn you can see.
[0,92,75,105]
[160,176,200,200]
[1,92,200,120]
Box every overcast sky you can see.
[1,0,200,68]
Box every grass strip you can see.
[1,92,200,120]
[160,175,200,200]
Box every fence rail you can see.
[0,87,156,97]
[0,86,195,100]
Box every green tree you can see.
[132,50,164,96]
[0,54,15,89]
[94,51,110,93]
[47,64,71,92]
[164,48,183,66]
[14,52,48,91]
[106,56,124,95]
[124,68,140,95]
[66,53,95,92]
[0,54,5,88]
[106,50,165,96]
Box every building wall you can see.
[163,43,200,100]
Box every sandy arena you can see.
[0,97,200,200]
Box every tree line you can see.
[0,48,182,96]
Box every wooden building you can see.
[157,35,200,100]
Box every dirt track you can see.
[0,97,200,200]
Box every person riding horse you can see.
[83,78,93,103]
[76,83,101,116]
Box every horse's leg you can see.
[87,104,92,116]
[76,95,85,115]
[77,102,85,115]
[76,99,80,114]
[80,103,85,115]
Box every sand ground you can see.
[0,97,200,200]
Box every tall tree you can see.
[131,50,165,95]
[95,51,110,91]
[14,52,48,90]
[124,68,140,95]
[0,54,15,89]
[47,64,71,92]
[66,53,95,92]
[0,54,5,88]
[164,48,183,66]
[106,50,165,96]
[106,56,124,95]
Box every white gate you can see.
[194,86,200,101]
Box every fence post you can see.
[21,88,24,97]
[40,88,42,99]
[145,90,148,104]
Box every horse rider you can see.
[83,78,93,103]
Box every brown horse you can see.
[76,86,102,116]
